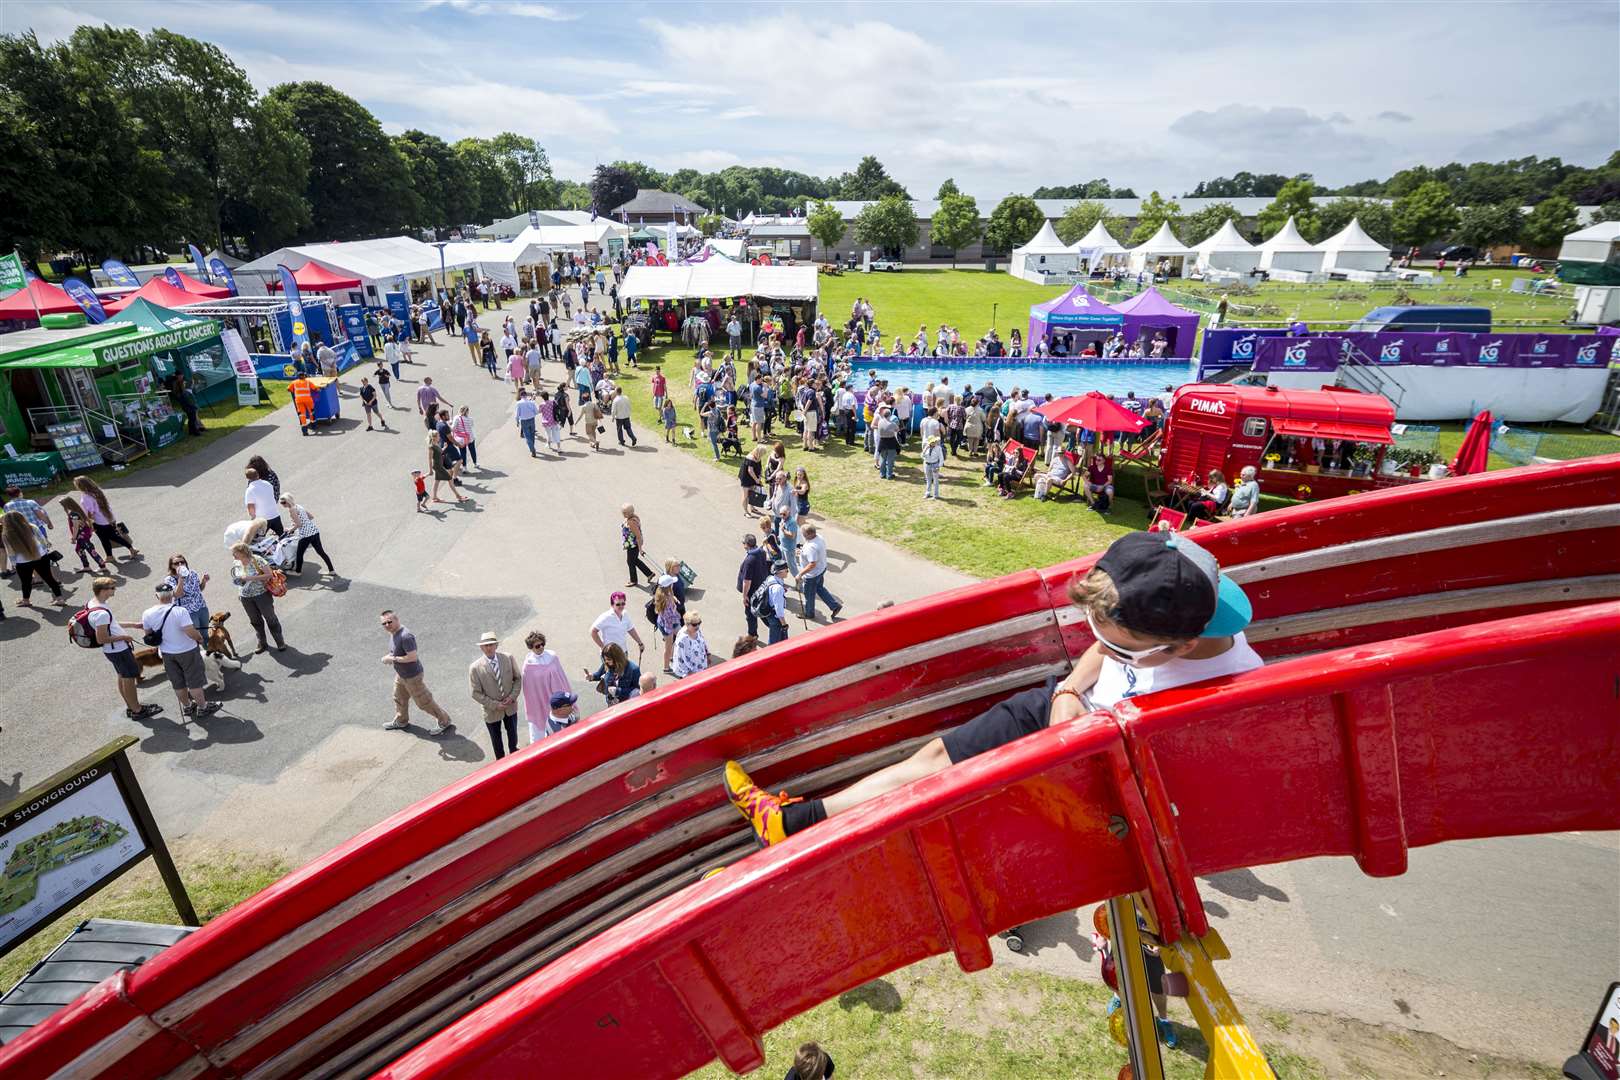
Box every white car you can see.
[870,258,904,272]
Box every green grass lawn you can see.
[816,268,1068,347]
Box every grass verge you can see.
[0,849,288,993]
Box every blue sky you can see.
[12,0,1619,202]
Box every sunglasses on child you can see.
[1085,611,1178,663]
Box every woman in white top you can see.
[277,494,336,575]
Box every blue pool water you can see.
[859,359,1197,399]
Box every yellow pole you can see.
[1152,919,1274,1080]
[1108,896,1166,1080]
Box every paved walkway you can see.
[0,311,969,858]
[1,298,1610,1063]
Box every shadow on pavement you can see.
[1007,909,1093,961]
[1202,867,1290,903]
[269,647,333,678]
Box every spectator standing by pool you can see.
[468,631,521,760]
[380,609,455,736]
[921,421,945,500]
[874,407,900,480]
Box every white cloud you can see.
[1456,99,1620,164]
[665,149,743,171]
[425,0,575,20]
[1170,104,1386,163]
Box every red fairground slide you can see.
[4,456,1617,1080]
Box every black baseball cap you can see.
[1093,532,1251,640]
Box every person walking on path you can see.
[539,392,563,454]
[4,484,54,545]
[417,377,451,431]
[383,337,401,380]
[452,406,478,469]
[590,591,646,665]
[469,631,521,759]
[652,575,682,673]
[244,467,283,536]
[359,377,388,431]
[580,393,604,452]
[228,541,285,653]
[161,553,210,632]
[73,476,139,563]
[760,558,792,644]
[141,582,220,719]
[672,611,709,679]
[736,533,769,638]
[519,630,572,744]
[428,433,465,505]
[380,610,455,736]
[507,347,526,390]
[795,524,842,622]
[737,445,765,517]
[374,361,397,410]
[661,397,678,444]
[60,496,107,573]
[278,494,336,576]
[83,577,162,719]
[2,509,66,606]
[515,390,539,457]
[610,387,637,446]
[619,504,658,588]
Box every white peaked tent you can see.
[1009,221,1081,283]
[1558,221,1620,264]
[1069,221,1128,266]
[1194,220,1260,275]
[1258,216,1324,273]
[1319,218,1391,273]
[1127,221,1195,278]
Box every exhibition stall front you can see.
[1109,287,1203,358]
[1009,222,1081,283]
[1068,221,1128,271]
[620,263,819,343]
[1127,222,1195,278]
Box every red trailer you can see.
[1161,383,1423,502]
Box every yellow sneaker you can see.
[723,760,792,847]
[700,866,726,881]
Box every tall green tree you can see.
[936,177,961,199]
[1314,198,1394,246]
[589,165,638,216]
[983,195,1044,253]
[1390,180,1460,248]
[836,156,908,201]
[220,97,310,255]
[608,160,668,191]
[1128,190,1184,245]
[1519,195,1578,249]
[853,193,918,254]
[1178,202,1243,245]
[454,138,509,223]
[555,180,592,211]
[929,193,981,267]
[1453,202,1524,251]
[1254,179,1319,241]
[805,200,846,261]
[1032,179,1130,199]
[490,133,554,215]
[268,81,415,240]
[1055,200,1128,245]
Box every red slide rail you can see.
[2,455,1616,1079]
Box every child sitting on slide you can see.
[724,531,1263,847]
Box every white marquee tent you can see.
[1193,220,1260,276]
[1068,221,1128,267]
[1009,221,1080,283]
[1319,218,1392,274]
[236,236,477,300]
[1127,222,1195,278]
[438,234,554,289]
[621,263,818,303]
[1258,216,1325,274]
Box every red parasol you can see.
[1034,391,1147,434]
[1450,409,1494,476]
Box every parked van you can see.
[1348,306,1491,333]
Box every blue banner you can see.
[385,292,409,327]
[208,258,239,296]
[61,277,107,324]
[101,258,140,287]
[164,267,184,289]
[337,304,373,358]
[278,264,309,352]
[188,244,210,282]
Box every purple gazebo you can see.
[1110,287,1203,358]
[1027,284,1125,354]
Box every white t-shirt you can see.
[87,604,128,653]
[245,479,277,518]
[141,602,198,655]
[610,396,631,420]
[1090,633,1262,709]
[592,610,632,649]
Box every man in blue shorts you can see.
[725,531,1261,846]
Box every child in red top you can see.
[412,470,428,512]
[651,368,667,412]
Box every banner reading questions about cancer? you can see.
[61,277,107,324]
[277,265,309,352]
[209,258,239,297]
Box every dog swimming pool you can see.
[857,358,1197,399]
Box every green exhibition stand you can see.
[1,451,65,488]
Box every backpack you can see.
[68,604,104,649]
[749,580,779,623]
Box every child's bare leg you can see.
[822,738,951,817]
